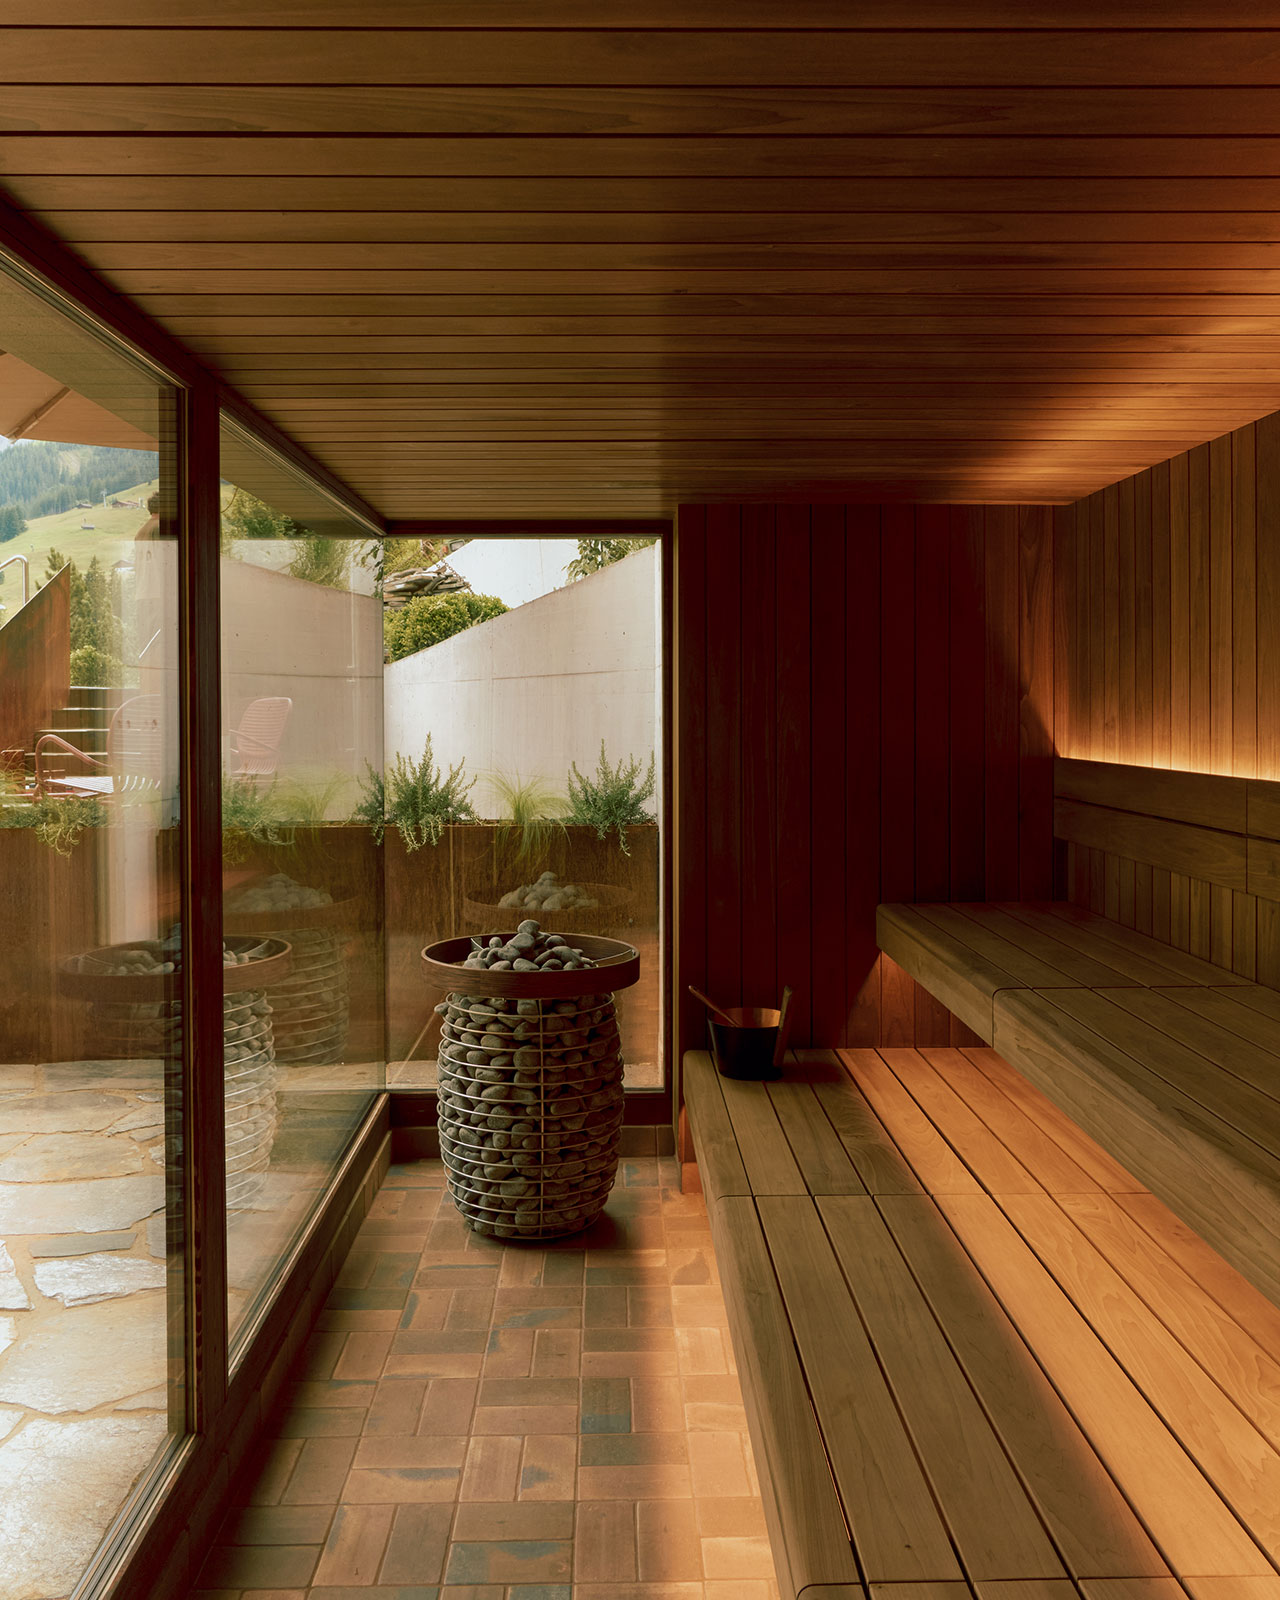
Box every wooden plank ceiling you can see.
[3,4,1280,519]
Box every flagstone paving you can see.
[189,1155,780,1600]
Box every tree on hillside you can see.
[0,503,25,542]
[566,536,658,580]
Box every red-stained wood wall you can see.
[1054,411,1280,983]
[675,501,1055,1056]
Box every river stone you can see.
[0,1414,166,1600]
[35,1253,166,1307]
[29,1231,136,1258]
[0,1292,165,1413]
[0,1174,163,1235]
[0,1094,131,1136]
[0,1244,29,1311]
[0,1133,146,1183]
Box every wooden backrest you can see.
[1055,758,1280,903]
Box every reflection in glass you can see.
[380,536,664,1092]
[0,260,183,1594]
[218,420,383,1353]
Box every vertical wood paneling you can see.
[702,503,743,1007]
[676,496,1051,1055]
[1088,490,1106,761]
[1209,434,1234,777]
[1151,460,1172,769]
[1188,442,1213,773]
[1233,425,1257,780]
[674,504,708,1060]
[1117,474,1136,764]
[1019,505,1054,899]
[1103,481,1120,763]
[1170,452,1191,771]
[809,505,850,1049]
[1258,412,1280,781]
[1134,468,1154,769]
[1052,505,1073,766]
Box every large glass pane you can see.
[0,260,184,1593]
[382,535,664,1092]
[218,419,383,1354]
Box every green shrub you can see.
[489,771,567,874]
[565,743,656,854]
[69,644,122,686]
[383,592,507,663]
[353,735,476,850]
[0,794,107,855]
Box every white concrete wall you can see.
[383,544,660,820]
[220,553,384,813]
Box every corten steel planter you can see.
[60,934,292,1207]
[422,932,640,1240]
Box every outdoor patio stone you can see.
[0,1132,145,1182]
[111,1107,165,1133]
[0,1174,162,1234]
[0,1415,165,1600]
[28,1230,136,1257]
[34,1253,166,1306]
[0,1408,20,1441]
[0,1068,36,1093]
[0,1292,165,1412]
[42,1061,164,1093]
[0,1318,13,1359]
[0,1092,130,1135]
[0,1242,29,1310]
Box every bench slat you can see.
[841,1049,983,1195]
[951,903,1141,988]
[993,901,1248,987]
[757,1195,963,1582]
[766,1079,867,1196]
[719,1073,809,1196]
[878,1193,1169,1579]
[961,1047,1146,1195]
[938,1192,1276,1576]
[991,990,1280,1309]
[682,1050,750,1204]
[1103,986,1280,1112]
[926,1048,1105,1196]
[1002,1192,1280,1560]
[819,1193,1066,1580]
[1170,984,1280,1051]
[976,1584,1080,1600]
[877,903,1017,1039]
[912,903,1093,990]
[712,1195,862,1596]
[887,1048,1045,1196]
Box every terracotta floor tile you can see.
[582,1327,676,1354]
[352,1435,467,1470]
[481,1327,535,1378]
[701,1532,776,1579]
[288,1381,375,1410]
[477,1377,578,1407]
[452,1500,575,1541]
[704,1581,780,1600]
[471,1403,578,1435]
[673,1325,729,1375]
[377,1502,452,1585]
[636,1498,704,1581]
[445,1288,498,1330]
[310,1504,393,1586]
[298,1328,348,1382]
[333,1331,395,1382]
[277,1408,367,1441]
[540,1252,585,1287]
[580,1375,631,1434]
[573,1585,704,1600]
[687,1432,752,1498]
[459,1434,523,1501]
[245,1439,305,1507]
[198,1543,320,1589]
[364,1378,428,1438]
[315,1309,403,1333]
[518,1434,578,1501]
[223,1506,334,1547]
[681,1374,744,1406]
[580,1433,688,1467]
[495,1286,585,1309]
[630,1377,685,1433]
[685,1399,749,1432]
[584,1285,629,1326]
[530,1327,582,1378]
[666,1246,719,1286]
[418,1375,479,1436]
[579,1349,678,1378]
[574,1500,638,1581]
[397,1289,453,1331]
[696,1496,769,1537]
[576,1464,693,1500]
[280,1439,358,1506]
[412,1264,501,1290]
[444,1539,572,1585]
[339,1464,461,1504]
[498,1247,547,1286]
[437,1586,506,1600]
[671,1285,731,1327]
[627,1288,675,1327]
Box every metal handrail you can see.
[0,553,29,608]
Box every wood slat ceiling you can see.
[3,5,1280,518]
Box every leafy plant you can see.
[489,771,567,873]
[69,644,122,686]
[565,743,656,854]
[221,777,291,864]
[354,735,476,851]
[566,536,658,581]
[288,534,350,590]
[383,591,507,664]
[0,794,107,856]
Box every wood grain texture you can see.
[677,504,1052,1055]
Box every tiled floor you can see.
[191,1154,780,1600]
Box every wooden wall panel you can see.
[677,501,1053,1052]
[1056,405,1280,990]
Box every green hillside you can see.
[0,478,160,585]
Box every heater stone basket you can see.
[422,932,640,1240]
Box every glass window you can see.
[0,260,184,1595]
[381,534,664,1093]
[218,417,384,1355]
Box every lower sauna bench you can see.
[682,1045,1280,1600]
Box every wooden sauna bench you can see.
[682,1045,1280,1600]
[875,895,1280,1310]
